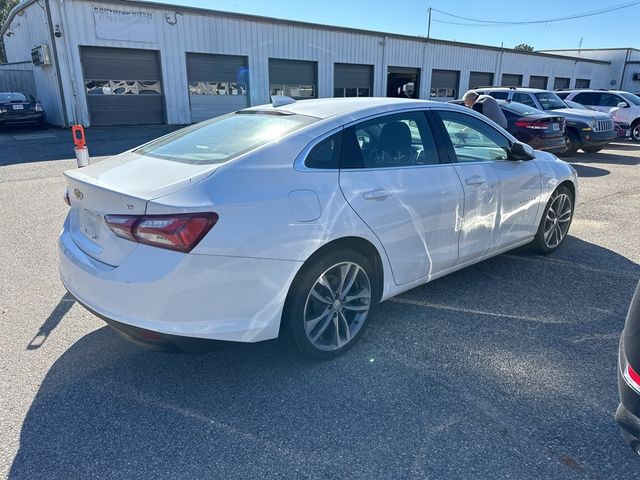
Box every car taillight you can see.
[104,213,218,253]
[514,120,549,130]
[628,364,640,388]
[35,102,44,112]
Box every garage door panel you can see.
[87,95,163,126]
[81,46,164,126]
[190,95,247,123]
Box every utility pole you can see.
[427,7,432,40]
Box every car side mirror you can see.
[510,141,535,160]
[618,101,629,108]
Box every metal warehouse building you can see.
[0,0,616,127]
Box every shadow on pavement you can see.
[27,293,75,350]
[570,163,610,178]
[0,125,183,166]
[9,237,640,479]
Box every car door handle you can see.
[363,189,393,201]
[465,175,485,186]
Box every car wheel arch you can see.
[284,236,385,311]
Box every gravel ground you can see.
[1,128,639,479]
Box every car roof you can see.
[242,97,442,120]
[474,87,548,94]
[562,89,628,94]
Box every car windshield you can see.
[620,92,640,106]
[0,92,30,102]
[135,112,318,164]
[499,100,542,116]
[534,92,567,110]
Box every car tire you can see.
[582,146,603,154]
[559,130,580,156]
[631,120,640,142]
[283,248,376,360]
[622,429,640,457]
[530,185,574,254]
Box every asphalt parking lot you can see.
[1,127,639,479]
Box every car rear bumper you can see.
[58,215,302,344]
[0,111,44,125]
[617,340,640,445]
[528,135,567,154]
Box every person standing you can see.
[462,90,508,129]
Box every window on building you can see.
[334,87,371,97]
[85,80,162,95]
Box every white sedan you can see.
[59,97,577,359]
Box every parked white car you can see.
[59,97,577,359]
[557,90,640,141]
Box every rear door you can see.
[339,110,463,285]
[432,109,542,262]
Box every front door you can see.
[339,110,463,285]
[433,109,542,262]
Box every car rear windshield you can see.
[534,92,567,110]
[135,112,318,164]
[500,101,542,116]
[620,92,640,106]
[0,92,31,102]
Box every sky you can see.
[154,0,639,51]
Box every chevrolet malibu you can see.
[59,97,577,359]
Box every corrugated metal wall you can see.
[7,0,616,126]
[2,3,65,125]
[0,62,36,95]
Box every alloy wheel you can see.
[543,193,572,248]
[632,123,640,142]
[303,262,371,351]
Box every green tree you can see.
[1,0,20,63]
[514,43,534,52]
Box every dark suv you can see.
[473,87,616,155]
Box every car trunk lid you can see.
[64,150,218,266]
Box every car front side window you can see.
[436,110,511,162]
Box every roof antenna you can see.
[271,95,297,108]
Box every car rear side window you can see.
[512,93,536,107]
[489,91,509,100]
[340,111,439,169]
[136,112,318,165]
[305,131,342,169]
[573,92,599,105]
[0,92,31,102]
